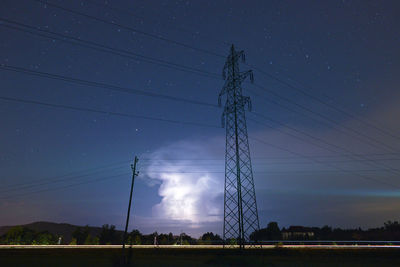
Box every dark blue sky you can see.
[1,0,399,237]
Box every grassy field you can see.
[1,247,400,266]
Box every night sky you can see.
[1,0,400,237]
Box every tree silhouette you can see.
[250,222,281,241]
[99,224,120,244]
[71,226,90,245]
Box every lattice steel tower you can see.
[218,45,260,248]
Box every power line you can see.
[78,0,399,143]
[0,172,130,201]
[3,96,390,193]
[144,169,398,174]
[5,48,393,162]
[1,65,398,189]
[2,18,397,157]
[0,63,218,108]
[0,18,220,80]
[20,2,399,149]
[249,136,400,190]
[247,83,398,154]
[0,165,127,194]
[74,0,399,143]
[83,0,231,48]
[3,1,398,192]
[1,160,129,190]
[139,158,400,167]
[4,66,398,184]
[248,63,400,141]
[139,153,400,161]
[5,161,398,197]
[1,1,398,205]
[248,112,400,176]
[140,108,400,176]
[5,167,397,200]
[31,0,226,58]
[0,96,220,128]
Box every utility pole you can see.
[219,45,260,249]
[122,156,139,264]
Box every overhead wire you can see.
[31,0,226,58]
[1,60,398,189]
[0,166,126,194]
[0,18,221,80]
[248,136,400,189]
[3,165,398,199]
[77,0,400,142]
[144,170,398,174]
[1,0,398,196]
[3,69,395,183]
[139,158,400,166]
[83,0,231,48]
[247,113,400,176]
[1,17,396,157]
[0,63,218,108]
[249,83,398,153]
[0,172,131,200]
[139,153,400,161]
[247,63,400,141]
[0,96,220,128]
[1,160,129,191]
[28,0,399,153]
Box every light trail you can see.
[1,244,400,249]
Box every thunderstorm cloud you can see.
[143,137,225,228]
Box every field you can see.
[1,246,400,266]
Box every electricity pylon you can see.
[219,45,260,249]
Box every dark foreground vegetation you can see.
[251,221,400,241]
[1,247,400,267]
[0,223,221,245]
[2,220,400,246]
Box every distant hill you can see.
[0,221,123,244]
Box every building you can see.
[281,226,315,240]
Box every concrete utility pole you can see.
[122,156,139,263]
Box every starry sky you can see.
[1,0,400,237]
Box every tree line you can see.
[2,220,399,245]
[0,224,222,245]
[0,226,58,245]
[250,221,400,241]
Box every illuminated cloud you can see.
[143,137,225,227]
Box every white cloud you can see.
[143,137,225,227]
